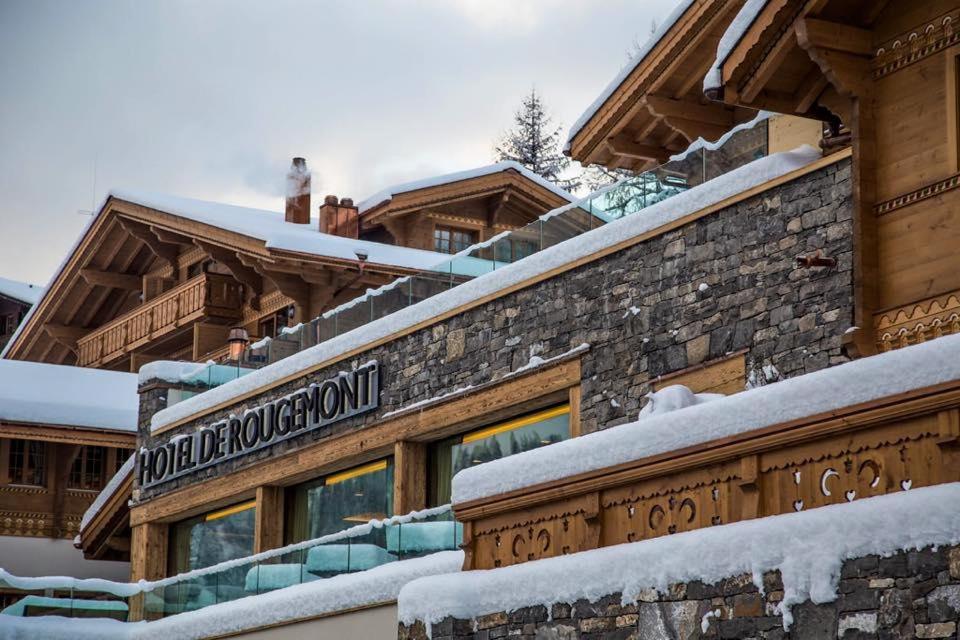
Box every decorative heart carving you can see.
[845,490,856,502]
[793,500,804,511]
[901,479,912,491]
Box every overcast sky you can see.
[0,0,678,285]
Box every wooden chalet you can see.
[0,359,136,585]
[2,160,574,373]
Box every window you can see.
[8,440,46,486]
[169,501,256,574]
[114,448,134,475]
[428,404,570,506]
[186,260,212,279]
[494,239,537,263]
[68,446,106,490]
[258,308,292,339]
[286,459,394,543]
[433,226,476,254]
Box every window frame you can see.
[7,439,47,487]
[433,225,477,255]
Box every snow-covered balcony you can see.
[450,334,960,571]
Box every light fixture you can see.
[227,326,250,361]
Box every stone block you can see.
[916,622,957,638]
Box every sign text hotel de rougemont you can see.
[138,361,379,488]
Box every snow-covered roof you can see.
[399,483,960,629]
[150,146,824,432]
[452,332,960,505]
[109,190,457,272]
[356,161,576,214]
[703,0,771,90]
[565,0,696,150]
[0,276,44,305]
[80,455,134,533]
[0,360,138,431]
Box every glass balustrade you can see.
[0,506,461,622]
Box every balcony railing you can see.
[0,506,460,622]
[77,273,243,367]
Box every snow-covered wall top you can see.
[149,147,824,432]
[565,0,696,150]
[0,359,138,431]
[399,484,960,628]
[703,0,770,91]
[108,189,457,272]
[0,276,44,305]
[355,161,575,214]
[451,333,960,504]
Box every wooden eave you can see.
[567,0,755,172]
[78,466,133,560]
[359,170,570,230]
[0,420,136,449]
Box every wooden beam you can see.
[645,96,734,128]
[193,240,263,307]
[394,441,427,515]
[79,268,141,291]
[254,486,285,553]
[149,226,193,246]
[44,324,87,341]
[129,522,168,620]
[487,192,510,228]
[795,71,830,114]
[605,134,670,163]
[51,444,80,537]
[801,46,871,99]
[118,219,179,270]
[795,18,872,56]
[740,25,802,104]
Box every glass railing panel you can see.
[370,280,411,322]
[703,119,769,182]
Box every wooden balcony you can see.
[77,273,243,368]
[455,378,960,571]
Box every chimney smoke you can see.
[285,157,311,224]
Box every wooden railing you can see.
[77,273,243,367]
[455,381,960,571]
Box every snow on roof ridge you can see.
[451,333,960,504]
[356,160,576,214]
[0,275,44,305]
[399,483,960,628]
[80,454,135,533]
[565,0,697,150]
[0,359,138,432]
[150,146,824,432]
[703,0,771,91]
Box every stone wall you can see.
[138,158,853,501]
[399,544,960,640]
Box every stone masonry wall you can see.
[399,544,960,640]
[137,158,853,501]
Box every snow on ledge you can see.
[703,0,770,91]
[150,146,825,432]
[452,333,960,505]
[0,552,463,640]
[399,484,960,629]
[0,275,44,305]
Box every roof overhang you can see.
[567,0,759,172]
[77,466,133,561]
[0,421,136,449]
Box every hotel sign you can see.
[139,361,379,489]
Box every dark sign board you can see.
[138,361,379,489]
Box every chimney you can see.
[319,195,359,239]
[285,157,311,224]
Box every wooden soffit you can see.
[79,467,133,560]
[359,169,571,230]
[0,421,136,449]
[709,0,887,119]
[567,0,754,172]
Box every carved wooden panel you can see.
[874,291,960,352]
[460,402,960,571]
[471,494,599,569]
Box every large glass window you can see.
[429,404,570,506]
[8,439,46,486]
[286,460,394,543]
[68,446,105,490]
[169,501,256,574]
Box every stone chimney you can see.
[319,195,359,239]
[285,157,311,224]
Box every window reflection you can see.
[429,404,570,506]
[286,460,394,543]
[170,501,256,574]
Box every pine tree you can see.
[494,89,579,191]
